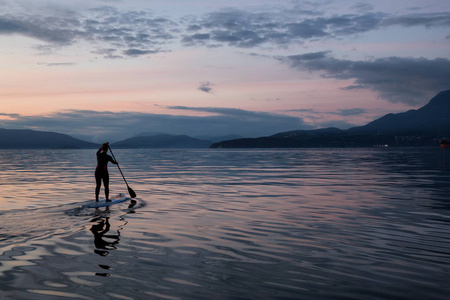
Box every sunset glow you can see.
[0,0,449,142]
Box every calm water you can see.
[0,148,449,299]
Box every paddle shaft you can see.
[108,146,136,198]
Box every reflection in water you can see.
[97,264,111,277]
[128,199,137,211]
[0,149,449,300]
[89,214,129,277]
[90,216,120,256]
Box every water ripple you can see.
[0,149,449,299]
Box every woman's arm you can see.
[108,155,118,165]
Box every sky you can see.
[0,0,449,142]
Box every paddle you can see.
[108,146,137,198]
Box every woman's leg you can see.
[103,172,110,201]
[95,171,102,201]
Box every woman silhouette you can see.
[95,142,118,201]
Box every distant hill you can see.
[0,128,97,149]
[132,133,243,145]
[351,90,450,135]
[111,134,212,148]
[194,134,243,143]
[210,90,450,148]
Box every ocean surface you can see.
[0,148,449,299]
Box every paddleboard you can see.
[82,193,127,208]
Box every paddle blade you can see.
[128,186,137,198]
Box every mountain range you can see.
[111,134,212,148]
[0,128,97,149]
[210,90,450,148]
[0,90,448,149]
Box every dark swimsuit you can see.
[95,149,116,200]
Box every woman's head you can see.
[101,143,109,152]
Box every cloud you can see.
[351,2,375,13]
[286,108,317,113]
[330,108,367,116]
[0,5,178,58]
[0,113,20,119]
[37,62,76,67]
[123,48,159,57]
[287,107,367,117]
[280,52,450,105]
[179,6,450,50]
[0,3,448,58]
[285,107,367,128]
[0,15,79,45]
[182,7,389,48]
[0,108,308,142]
[92,48,123,59]
[383,12,450,28]
[168,106,274,117]
[198,81,214,94]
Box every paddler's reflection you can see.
[90,217,120,256]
